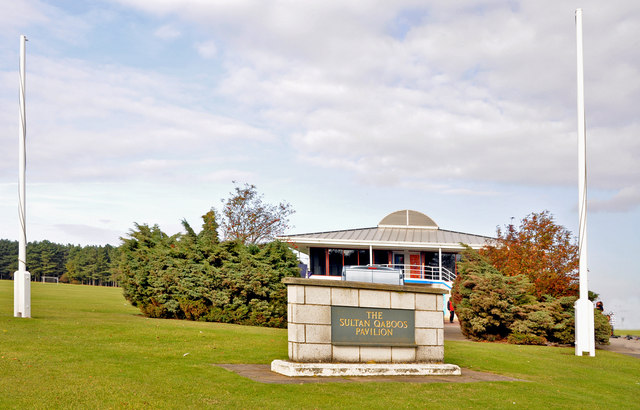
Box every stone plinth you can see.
[282,277,448,364]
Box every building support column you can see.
[325,249,329,276]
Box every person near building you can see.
[608,312,616,336]
[447,299,455,323]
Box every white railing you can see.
[377,264,456,282]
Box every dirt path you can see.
[598,336,640,359]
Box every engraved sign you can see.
[331,306,415,346]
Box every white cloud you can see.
[2,1,637,194]
[0,0,93,49]
[53,223,124,245]
[203,169,256,182]
[0,0,49,31]
[199,0,639,194]
[591,185,640,212]
[0,55,274,184]
[195,40,217,59]
[154,24,181,39]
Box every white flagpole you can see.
[14,34,31,318]
[574,9,594,356]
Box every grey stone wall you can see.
[284,278,446,364]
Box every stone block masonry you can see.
[282,277,447,364]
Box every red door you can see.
[409,253,421,278]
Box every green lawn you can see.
[616,329,640,337]
[1,280,638,409]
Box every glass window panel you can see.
[441,253,458,273]
[309,247,326,276]
[373,250,389,265]
[358,250,370,265]
[343,250,358,267]
[328,249,343,276]
[424,251,439,267]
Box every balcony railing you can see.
[377,264,456,282]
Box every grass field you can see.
[616,329,640,337]
[1,280,638,409]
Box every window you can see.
[344,250,358,267]
[374,250,389,265]
[358,249,370,265]
[441,253,459,273]
[328,249,343,276]
[423,251,439,267]
[309,247,325,276]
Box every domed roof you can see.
[378,210,438,229]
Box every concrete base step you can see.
[271,360,461,377]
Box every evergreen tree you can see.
[453,246,610,345]
[27,240,68,281]
[117,211,300,327]
[0,239,18,280]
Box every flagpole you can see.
[14,34,31,318]
[574,9,594,356]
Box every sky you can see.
[0,0,638,328]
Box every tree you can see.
[220,182,294,244]
[198,209,220,248]
[117,223,181,316]
[0,238,117,286]
[117,215,300,327]
[26,240,68,281]
[64,245,114,285]
[0,239,18,280]
[452,246,610,345]
[480,211,579,299]
[452,246,534,341]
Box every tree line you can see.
[0,239,119,285]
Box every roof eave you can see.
[277,236,487,250]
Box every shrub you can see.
[118,217,300,328]
[453,246,610,345]
[594,309,612,344]
[451,247,534,341]
[510,296,576,344]
[507,332,547,345]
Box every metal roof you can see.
[278,226,493,251]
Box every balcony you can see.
[377,264,456,283]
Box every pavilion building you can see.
[277,209,493,290]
